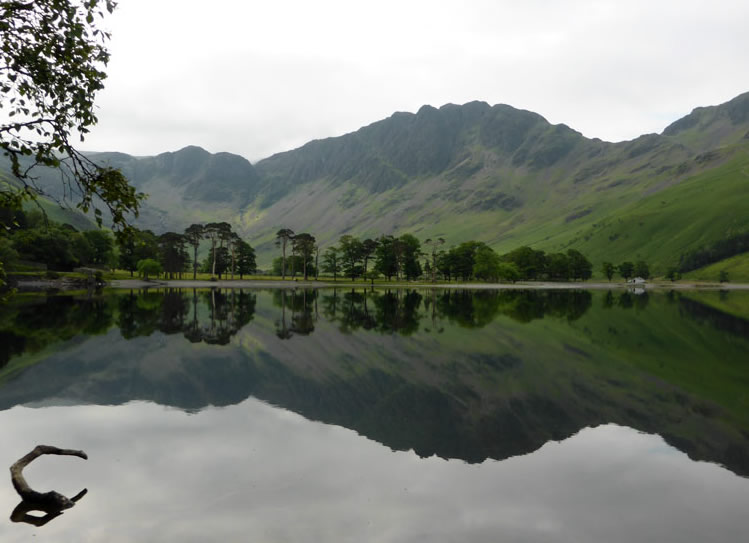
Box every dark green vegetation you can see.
[3,204,608,285]
[0,210,257,282]
[1,288,748,476]
[117,222,257,280]
[276,231,598,283]
[1,0,144,297]
[0,207,115,272]
[8,92,746,275]
[684,253,749,283]
[678,232,749,273]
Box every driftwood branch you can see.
[10,445,88,513]
[10,490,88,527]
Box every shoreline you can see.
[10,278,749,292]
[105,278,749,291]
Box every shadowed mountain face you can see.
[1,288,748,477]
[253,102,580,200]
[91,145,263,203]
[3,93,749,269]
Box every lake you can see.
[0,287,748,541]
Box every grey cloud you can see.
[82,0,749,160]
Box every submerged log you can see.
[10,445,88,511]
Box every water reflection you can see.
[1,288,748,478]
[0,295,113,370]
[677,295,749,336]
[10,489,88,528]
[0,288,630,360]
[273,289,316,338]
[2,402,748,543]
[313,288,592,333]
[118,288,256,344]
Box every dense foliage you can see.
[0,0,143,229]
[0,210,257,281]
[0,202,647,288]
[0,207,114,271]
[279,229,602,283]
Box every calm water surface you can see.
[0,287,748,542]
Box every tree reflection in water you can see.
[273,289,317,339]
[0,288,593,350]
[0,288,598,358]
[1,295,115,369]
[118,288,256,345]
[7,287,739,365]
[1,288,749,477]
[108,288,596,341]
[319,288,593,333]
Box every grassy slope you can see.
[683,252,749,283]
[232,95,749,268]
[525,150,749,275]
[23,197,96,231]
[238,145,748,271]
[2,173,95,231]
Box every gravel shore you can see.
[104,279,749,290]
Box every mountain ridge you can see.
[3,92,749,272]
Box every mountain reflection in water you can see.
[0,287,748,477]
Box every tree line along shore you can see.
[1,209,685,290]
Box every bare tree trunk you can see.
[282,241,286,280]
[211,239,217,277]
[193,244,199,280]
[231,245,236,280]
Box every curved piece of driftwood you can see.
[10,490,88,527]
[10,445,88,511]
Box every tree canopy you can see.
[0,0,143,229]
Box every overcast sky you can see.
[87,0,749,162]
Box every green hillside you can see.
[683,252,749,283]
[520,149,749,274]
[22,198,96,231]
[2,164,99,231]
[3,92,748,271]
[244,92,749,269]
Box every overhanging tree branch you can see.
[0,0,144,231]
